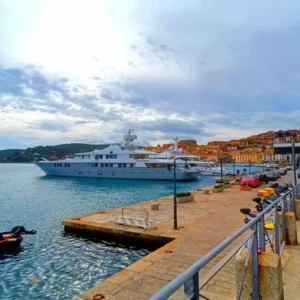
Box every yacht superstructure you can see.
[35,131,199,181]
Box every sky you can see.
[1,0,300,149]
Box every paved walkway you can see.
[67,172,296,300]
[282,221,300,300]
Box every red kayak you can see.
[0,226,36,249]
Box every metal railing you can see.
[149,184,300,300]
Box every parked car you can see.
[254,174,269,183]
[278,169,287,175]
[273,170,281,179]
[264,172,277,181]
[240,177,260,188]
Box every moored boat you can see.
[0,226,37,249]
[35,131,200,181]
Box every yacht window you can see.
[64,163,67,167]
[101,163,104,167]
[68,164,70,167]
[100,155,103,159]
[82,155,84,159]
[110,151,113,154]
[95,155,99,160]
[106,155,109,159]
[118,163,122,167]
[110,154,113,159]
[130,164,134,168]
[110,163,113,167]
[127,164,131,168]
[95,163,98,167]
[105,163,109,167]
[113,155,117,159]
[60,163,63,167]
[123,163,127,167]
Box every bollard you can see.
[236,250,284,300]
[278,211,298,245]
[294,199,300,220]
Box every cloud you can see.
[1,1,300,149]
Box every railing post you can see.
[290,190,295,212]
[251,229,260,299]
[274,203,280,255]
[282,197,287,243]
[258,216,265,251]
[192,272,199,300]
[184,272,199,300]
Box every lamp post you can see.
[173,157,181,230]
[220,157,223,182]
[292,139,297,186]
[233,160,236,178]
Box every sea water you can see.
[0,164,217,300]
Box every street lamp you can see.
[292,139,297,186]
[233,160,236,178]
[173,157,181,230]
[219,156,224,182]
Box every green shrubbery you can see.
[214,184,223,189]
[176,192,192,198]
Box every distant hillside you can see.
[243,129,300,140]
[0,143,111,162]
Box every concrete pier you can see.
[64,173,295,300]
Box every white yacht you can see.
[150,137,228,176]
[35,131,200,181]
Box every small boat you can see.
[0,226,37,249]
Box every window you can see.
[95,155,99,160]
[110,163,113,167]
[123,163,127,167]
[101,163,104,167]
[100,155,103,159]
[82,155,84,159]
[95,163,98,167]
[106,155,109,159]
[118,163,122,167]
[64,163,67,167]
[110,154,113,159]
[105,163,108,167]
[60,164,62,167]
[113,155,117,159]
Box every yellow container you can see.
[257,189,270,197]
[265,223,275,230]
[265,188,275,195]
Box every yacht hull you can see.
[35,162,199,181]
